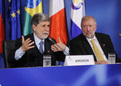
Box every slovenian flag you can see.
[71,0,85,39]
[23,0,43,36]
[49,0,68,44]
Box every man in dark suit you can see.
[51,15,121,64]
[8,13,65,67]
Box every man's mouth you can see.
[43,32,49,35]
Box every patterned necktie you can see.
[39,41,44,54]
[91,39,104,61]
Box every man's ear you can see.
[32,24,36,31]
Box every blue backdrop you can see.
[0,0,121,68]
[85,0,121,60]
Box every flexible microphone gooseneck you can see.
[48,37,69,55]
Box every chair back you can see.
[3,40,16,68]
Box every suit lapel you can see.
[28,34,43,57]
[81,34,94,54]
[44,38,52,55]
[80,34,97,61]
[30,36,52,55]
[95,33,107,57]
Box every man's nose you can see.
[87,26,90,31]
[45,26,49,31]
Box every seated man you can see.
[51,15,121,64]
[8,13,65,68]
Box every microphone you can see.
[119,33,121,36]
[48,37,69,55]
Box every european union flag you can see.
[10,0,21,40]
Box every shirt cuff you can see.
[15,47,25,60]
[63,46,69,55]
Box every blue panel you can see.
[43,0,49,15]
[0,64,121,86]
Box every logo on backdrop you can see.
[72,0,84,10]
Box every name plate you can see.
[64,55,94,66]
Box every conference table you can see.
[0,64,121,86]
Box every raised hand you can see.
[21,35,35,52]
[51,37,66,52]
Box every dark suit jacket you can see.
[8,34,65,67]
[69,33,121,62]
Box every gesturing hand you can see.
[21,35,35,52]
[51,37,66,52]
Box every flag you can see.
[0,0,5,53]
[23,0,43,36]
[9,0,21,40]
[49,0,68,44]
[64,0,72,40]
[71,0,85,39]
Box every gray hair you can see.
[31,13,50,26]
[81,15,96,27]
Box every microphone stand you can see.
[119,33,121,36]
[48,37,69,55]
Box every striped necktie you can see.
[39,41,44,54]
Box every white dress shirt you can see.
[86,36,107,61]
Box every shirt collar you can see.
[86,36,96,41]
[33,33,44,45]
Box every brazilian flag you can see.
[23,0,43,36]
